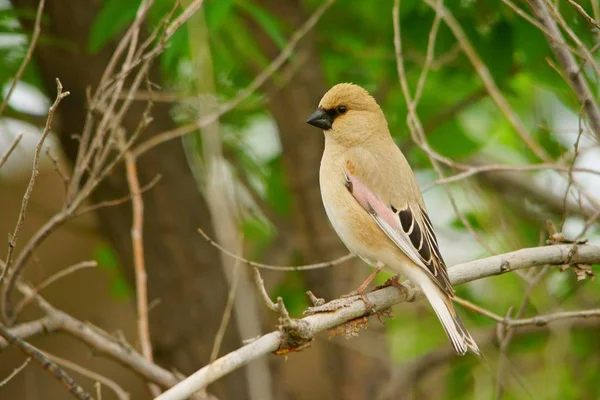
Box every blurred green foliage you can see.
[2,0,599,398]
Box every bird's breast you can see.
[319,153,393,262]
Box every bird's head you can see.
[305,83,387,146]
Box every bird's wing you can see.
[345,171,454,295]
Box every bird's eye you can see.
[336,105,347,114]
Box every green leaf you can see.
[110,275,132,299]
[237,1,287,50]
[89,0,141,53]
[205,0,236,32]
[537,124,567,160]
[485,20,514,84]
[450,212,484,231]
[94,243,130,300]
[94,243,120,270]
[427,119,481,160]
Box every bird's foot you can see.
[374,274,417,302]
[340,289,375,314]
[339,266,384,313]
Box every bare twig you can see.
[0,357,31,387]
[495,266,550,399]
[413,0,443,106]
[46,352,130,400]
[528,0,600,141]
[1,79,70,286]
[123,152,153,363]
[209,262,241,362]
[17,283,180,389]
[567,0,600,30]
[198,227,355,271]
[132,0,336,157]
[394,0,494,252]
[155,243,600,400]
[0,316,59,349]
[0,0,45,118]
[74,175,161,217]
[424,0,551,161]
[13,261,97,318]
[0,134,24,169]
[0,321,93,400]
[428,162,600,188]
[45,148,70,193]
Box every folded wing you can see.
[345,171,453,296]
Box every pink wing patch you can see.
[346,174,400,230]
[344,170,453,295]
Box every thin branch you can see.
[155,243,600,400]
[74,175,161,217]
[413,0,443,106]
[45,147,70,193]
[495,266,549,399]
[0,133,24,169]
[0,0,45,118]
[0,357,31,387]
[132,0,336,158]
[0,79,70,286]
[527,0,600,141]
[209,262,241,362]
[394,0,494,253]
[0,317,59,349]
[123,151,153,365]
[46,352,130,400]
[424,0,551,161]
[0,321,93,400]
[505,308,600,326]
[428,162,600,188]
[567,0,600,30]
[17,283,180,389]
[14,261,97,318]
[198,227,355,271]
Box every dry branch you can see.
[528,0,600,141]
[1,79,70,287]
[0,134,23,169]
[156,243,600,400]
[0,321,92,399]
[0,0,45,118]
[132,0,336,157]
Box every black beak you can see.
[305,108,333,130]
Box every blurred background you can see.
[1,0,600,399]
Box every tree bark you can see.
[9,1,248,398]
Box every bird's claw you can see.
[375,274,416,302]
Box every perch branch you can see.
[155,243,600,400]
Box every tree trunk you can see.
[9,1,248,398]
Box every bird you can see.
[305,83,480,356]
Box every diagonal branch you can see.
[155,243,600,400]
[0,321,92,400]
[527,0,600,141]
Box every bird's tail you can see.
[420,277,481,356]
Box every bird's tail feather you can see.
[420,278,481,356]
